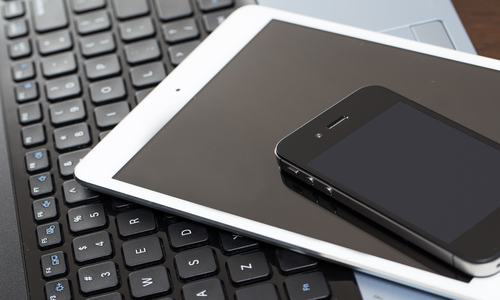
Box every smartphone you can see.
[275,85,500,277]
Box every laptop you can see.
[0,0,474,299]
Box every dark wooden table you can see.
[452,0,500,59]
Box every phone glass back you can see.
[113,20,500,280]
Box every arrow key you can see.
[73,231,112,263]
[63,179,99,205]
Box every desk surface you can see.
[452,0,500,60]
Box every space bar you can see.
[32,0,68,33]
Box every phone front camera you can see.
[315,133,323,139]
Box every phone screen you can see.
[308,101,500,244]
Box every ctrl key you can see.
[45,278,72,300]
[285,272,330,300]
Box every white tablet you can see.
[75,5,500,299]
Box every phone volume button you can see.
[325,186,334,196]
[286,166,299,175]
[306,176,315,186]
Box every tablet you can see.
[75,5,500,299]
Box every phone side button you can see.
[324,186,334,197]
[306,176,315,186]
[286,166,299,175]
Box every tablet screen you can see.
[113,20,500,281]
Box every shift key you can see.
[32,0,69,33]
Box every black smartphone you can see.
[275,85,500,277]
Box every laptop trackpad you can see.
[384,21,455,50]
[411,21,455,49]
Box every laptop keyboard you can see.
[0,1,362,299]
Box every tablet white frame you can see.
[75,5,500,299]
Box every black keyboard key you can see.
[124,39,161,65]
[118,17,155,42]
[67,203,106,233]
[203,9,232,33]
[22,123,46,147]
[122,235,164,268]
[63,179,99,204]
[112,0,150,20]
[54,123,91,151]
[116,208,157,238]
[235,283,279,300]
[12,61,35,82]
[29,172,53,196]
[168,40,200,66]
[6,19,28,38]
[45,278,71,300]
[58,148,90,177]
[163,18,199,44]
[3,1,25,19]
[72,0,106,13]
[85,54,121,80]
[88,292,123,300]
[73,231,113,262]
[41,52,77,78]
[226,252,270,284]
[168,220,209,249]
[32,0,69,33]
[155,0,192,22]
[182,278,225,300]
[37,222,62,247]
[175,247,218,280]
[15,81,39,102]
[18,102,42,125]
[130,62,166,88]
[284,272,331,300]
[37,30,73,55]
[129,266,170,298]
[33,197,58,222]
[75,10,111,35]
[80,32,116,57]
[50,98,86,126]
[46,75,82,101]
[26,149,50,173]
[218,231,259,254]
[135,88,153,104]
[78,261,119,294]
[41,251,67,278]
[9,38,31,59]
[197,0,233,12]
[89,78,127,104]
[276,248,318,274]
[111,197,135,209]
[94,101,130,129]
